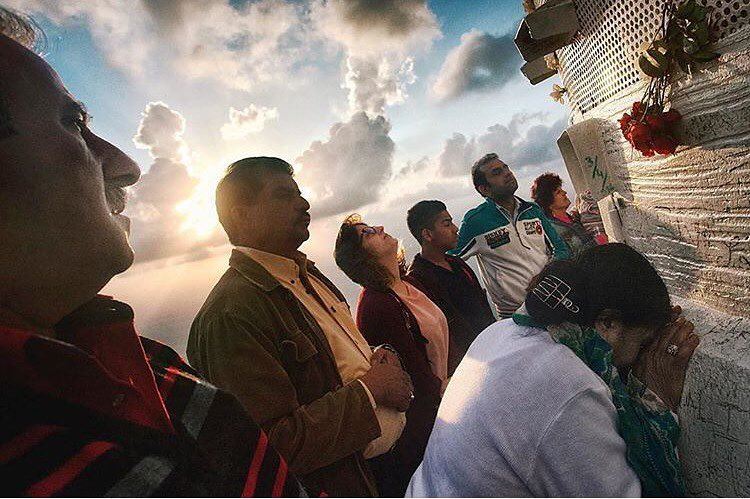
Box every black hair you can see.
[215,156,294,244]
[471,153,499,192]
[407,200,447,244]
[525,243,671,330]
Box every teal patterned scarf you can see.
[512,312,686,497]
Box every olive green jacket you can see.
[187,250,380,497]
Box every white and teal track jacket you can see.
[449,197,570,317]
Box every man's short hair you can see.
[471,153,500,191]
[407,200,447,244]
[215,157,294,244]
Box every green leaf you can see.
[677,0,697,19]
[638,54,667,78]
[676,53,690,73]
[691,49,720,62]
[690,23,710,44]
[683,37,700,55]
[688,5,707,22]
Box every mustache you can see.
[105,185,128,214]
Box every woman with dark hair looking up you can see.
[335,214,449,497]
[408,243,699,497]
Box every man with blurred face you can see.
[406,200,496,370]
[189,157,412,497]
[0,9,301,496]
[450,153,570,318]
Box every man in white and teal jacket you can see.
[450,153,570,318]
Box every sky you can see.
[11,0,573,355]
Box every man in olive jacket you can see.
[188,157,413,497]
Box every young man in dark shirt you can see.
[406,200,496,370]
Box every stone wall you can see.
[543,0,750,494]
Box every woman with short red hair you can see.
[531,172,602,258]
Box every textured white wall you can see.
[554,11,750,496]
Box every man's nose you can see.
[298,194,311,212]
[375,226,384,234]
[87,130,140,187]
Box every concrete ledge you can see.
[674,296,750,496]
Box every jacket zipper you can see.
[499,202,534,250]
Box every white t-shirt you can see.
[406,318,641,497]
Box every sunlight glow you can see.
[176,165,225,238]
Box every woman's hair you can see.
[525,243,671,329]
[334,214,405,292]
[531,172,563,217]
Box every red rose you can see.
[629,122,654,155]
[663,108,682,124]
[645,114,666,132]
[619,113,633,135]
[652,134,678,155]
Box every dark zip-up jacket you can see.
[407,254,496,369]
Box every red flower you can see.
[620,102,683,157]
[630,122,652,147]
[645,114,667,132]
[619,113,633,135]
[652,134,678,155]
[663,108,682,124]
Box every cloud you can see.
[395,156,431,178]
[437,113,567,177]
[312,0,440,116]
[129,102,202,262]
[343,56,416,116]
[432,29,521,102]
[8,0,154,74]
[220,104,279,140]
[13,0,314,91]
[311,0,440,56]
[297,111,395,218]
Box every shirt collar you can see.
[0,296,174,434]
[235,246,310,286]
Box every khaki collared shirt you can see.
[236,247,405,458]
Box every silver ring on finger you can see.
[666,344,679,356]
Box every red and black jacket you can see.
[0,296,305,497]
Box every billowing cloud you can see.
[12,0,313,91]
[438,113,567,177]
[220,104,279,140]
[312,0,440,115]
[7,0,153,74]
[343,56,416,116]
[297,111,395,218]
[129,102,201,261]
[311,0,440,56]
[432,29,521,102]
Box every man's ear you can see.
[477,184,489,198]
[594,308,624,344]
[421,227,432,244]
[229,204,254,225]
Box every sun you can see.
[176,165,225,238]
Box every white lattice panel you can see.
[543,0,750,114]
